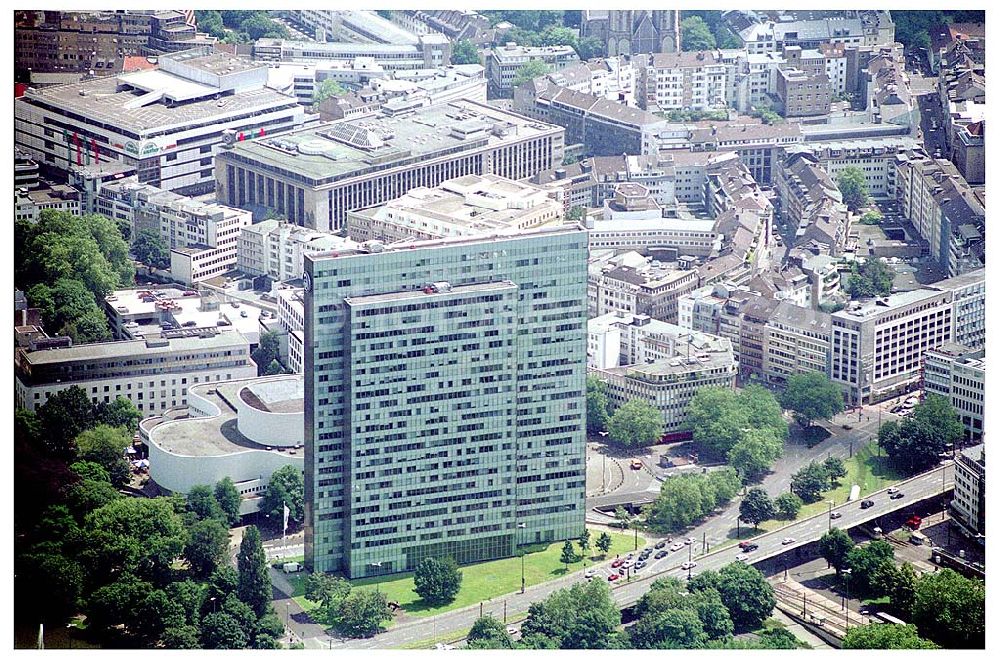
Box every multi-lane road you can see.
[327,456,952,650]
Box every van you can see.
[282,562,303,573]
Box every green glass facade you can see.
[303,226,588,578]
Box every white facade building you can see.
[237,219,359,283]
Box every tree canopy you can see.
[738,487,774,529]
[681,17,716,51]
[259,465,304,526]
[236,526,270,617]
[843,623,938,649]
[413,557,463,605]
[836,166,869,211]
[818,528,855,573]
[646,469,740,532]
[512,60,552,87]
[846,257,894,298]
[312,79,347,108]
[781,372,845,427]
[607,398,664,448]
[879,397,961,474]
[76,425,133,488]
[586,375,611,434]
[790,460,831,502]
[131,228,170,269]
[520,579,623,649]
[912,568,984,649]
[452,39,480,65]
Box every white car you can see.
[736,553,749,562]
[681,561,697,570]
[781,537,796,545]
[887,487,900,495]
[670,542,684,552]
[684,537,694,545]
[585,569,596,580]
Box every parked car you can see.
[585,570,596,580]
[655,550,668,559]
[861,500,875,509]
[610,558,624,569]
[608,573,620,582]
[670,542,684,552]
[655,541,667,549]
[634,560,647,571]
[684,537,694,545]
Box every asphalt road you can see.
[331,430,947,650]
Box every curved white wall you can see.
[149,440,302,496]
[235,379,305,448]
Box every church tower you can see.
[606,10,680,57]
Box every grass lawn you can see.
[288,529,643,624]
[761,441,905,532]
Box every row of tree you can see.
[586,377,665,448]
[16,211,135,343]
[739,486,806,529]
[466,561,790,649]
[302,573,392,637]
[819,528,984,648]
[645,468,741,533]
[194,10,289,44]
[789,456,848,503]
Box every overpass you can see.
[334,461,953,649]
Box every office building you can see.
[587,251,698,323]
[252,35,452,71]
[762,301,832,385]
[237,219,359,284]
[589,313,737,432]
[215,99,564,232]
[14,330,256,414]
[346,174,563,244]
[142,375,304,515]
[14,183,81,223]
[15,46,304,195]
[951,444,985,537]
[634,50,737,112]
[923,344,984,440]
[935,269,986,351]
[303,226,588,578]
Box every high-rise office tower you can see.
[303,225,588,578]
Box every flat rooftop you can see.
[20,330,249,366]
[20,75,296,134]
[150,376,304,457]
[222,99,559,183]
[345,280,516,307]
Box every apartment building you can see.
[14,330,256,414]
[346,174,563,244]
[775,67,832,118]
[923,343,984,440]
[303,226,588,578]
[487,43,580,97]
[587,251,698,324]
[684,121,804,184]
[895,148,985,277]
[15,47,304,196]
[14,183,81,223]
[774,151,850,255]
[635,50,736,112]
[738,18,865,54]
[785,136,917,200]
[762,301,832,385]
[215,99,564,232]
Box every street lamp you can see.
[633,523,638,551]
[517,522,527,594]
[370,561,383,593]
[828,500,835,532]
[687,541,693,581]
[842,568,853,629]
[285,601,291,644]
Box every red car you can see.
[611,558,625,568]
[607,573,620,582]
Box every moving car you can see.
[736,553,749,562]
[861,500,875,509]
[887,487,899,495]
[684,537,694,545]
[655,541,667,549]
[830,511,843,519]
[738,541,759,552]
[681,561,697,570]
[585,570,596,580]
[890,492,905,500]
[670,542,684,552]
[655,550,668,559]
[781,537,796,545]
[630,459,643,470]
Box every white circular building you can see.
[142,375,305,515]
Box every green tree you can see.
[521,580,622,649]
[738,487,774,529]
[413,557,463,605]
[741,384,789,442]
[822,456,848,487]
[631,607,707,648]
[452,39,480,65]
[36,385,98,457]
[161,625,201,649]
[755,625,802,649]
[304,572,352,625]
[566,205,587,221]
[818,528,855,573]
[844,540,895,599]
[911,395,964,448]
[200,611,248,649]
[259,464,304,526]
[15,550,85,623]
[512,59,551,87]
[596,532,612,558]
[312,78,347,108]
[879,417,950,474]
[560,540,577,571]
[577,529,591,557]
[843,623,938,649]
[27,278,112,343]
[684,387,749,459]
[576,36,604,60]
[135,588,187,642]
[240,13,289,41]
[712,562,775,631]
[186,484,226,522]
[790,461,830,502]
[836,166,869,211]
[214,477,242,527]
[94,397,142,432]
[131,228,171,269]
[83,497,188,584]
[85,574,154,641]
[63,478,120,520]
[647,470,739,532]
[774,492,802,521]
[607,398,664,449]
[887,561,918,615]
[585,375,611,434]
[681,16,716,51]
[339,588,392,638]
[208,565,240,603]
[185,519,230,578]
[252,331,282,376]
[264,359,284,375]
[781,372,845,427]
[167,579,205,627]
[912,569,984,649]
[859,210,884,225]
[466,616,514,649]
[728,430,783,481]
[846,257,894,298]
[236,526,271,617]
